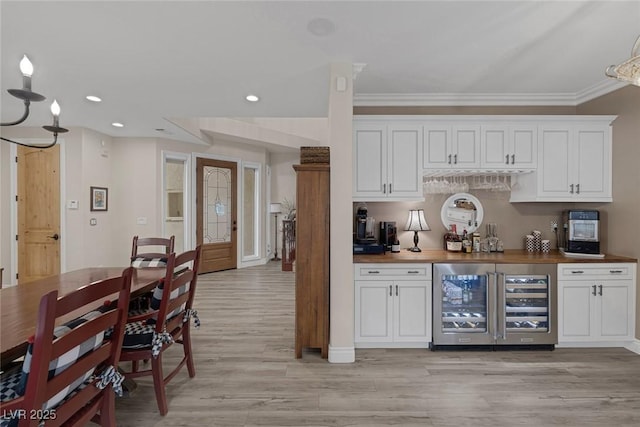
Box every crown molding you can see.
[353,79,627,107]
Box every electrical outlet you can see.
[550,220,558,232]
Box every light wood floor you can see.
[115,261,640,427]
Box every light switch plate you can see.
[89,218,97,226]
[67,200,79,209]
[136,217,147,225]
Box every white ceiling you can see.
[1,1,638,144]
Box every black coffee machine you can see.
[353,205,385,254]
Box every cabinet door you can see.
[558,281,594,340]
[573,126,611,201]
[353,125,386,197]
[481,125,510,168]
[537,126,572,199]
[355,281,393,343]
[598,281,633,339]
[423,124,451,169]
[452,125,481,168]
[388,126,422,197]
[510,125,537,169]
[393,281,431,343]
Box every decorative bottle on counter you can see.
[444,224,463,252]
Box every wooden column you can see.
[293,163,330,358]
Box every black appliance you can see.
[379,221,397,250]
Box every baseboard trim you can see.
[624,339,640,355]
[328,345,355,363]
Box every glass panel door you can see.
[441,274,488,333]
[504,275,550,332]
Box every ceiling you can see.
[1,1,638,144]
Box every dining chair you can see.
[0,268,133,427]
[130,235,175,267]
[119,246,202,416]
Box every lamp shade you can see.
[269,202,282,214]
[405,209,430,232]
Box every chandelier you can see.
[605,36,640,87]
[1,55,68,148]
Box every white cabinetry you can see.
[481,124,537,169]
[354,263,432,348]
[510,117,615,202]
[353,122,422,201]
[423,123,480,169]
[557,263,636,347]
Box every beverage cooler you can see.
[432,263,557,349]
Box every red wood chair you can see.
[0,268,133,427]
[130,236,175,267]
[119,246,201,415]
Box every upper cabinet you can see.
[481,124,537,169]
[509,118,615,202]
[353,121,423,201]
[423,123,481,169]
[353,116,616,203]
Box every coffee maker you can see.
[353,205,385,254]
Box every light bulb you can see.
[19,55,34,77]
[50,100,61,117]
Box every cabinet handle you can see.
[591,285,597,296]
[389,285,392,296]
[576,183,580,194]
[396,285,398,296]
[407,270,420,274]
[511,154,515,164]
[367,270,380,274]
[454,154,458,164]
[571,270,584,274]
[598,284,603,296]
[448,154,452,164]
[569,184,574,194]
[383,183,386,194]
[505,154,509,164]
[610,270,623,274]
[389,183,392,194]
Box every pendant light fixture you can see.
[605,36,640,87]
[1,55,68,148]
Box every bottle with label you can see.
[444,224,463,252]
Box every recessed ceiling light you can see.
[86,95,102,102]
[112,122,124,128]
[307,17,336,37]
[245,94,259,102]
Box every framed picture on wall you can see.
[90,186,108,211]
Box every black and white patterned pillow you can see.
[131,257,167,268]
[148,281,190,323]
[17,305,111,410]
[0,366,22,427]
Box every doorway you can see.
[16,144,61,284]
[196,157,238,273]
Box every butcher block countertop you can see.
[353,249,637,264]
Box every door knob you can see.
[48,233,59,240]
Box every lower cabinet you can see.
[354,263,432,348]
[557,263,636,346]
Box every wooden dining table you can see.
[0,267,166,367]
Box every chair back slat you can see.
[131,235,175,261]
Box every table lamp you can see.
[405,209,430,252]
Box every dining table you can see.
[0,267,166,368]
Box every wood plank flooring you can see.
[115,261,640,427]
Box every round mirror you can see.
[440,193,484,233]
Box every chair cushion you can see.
[149,281,190,322]
[0,367,21,403]
[17,306,109,410]
[131,257,167,268]
[121,321,156,350]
